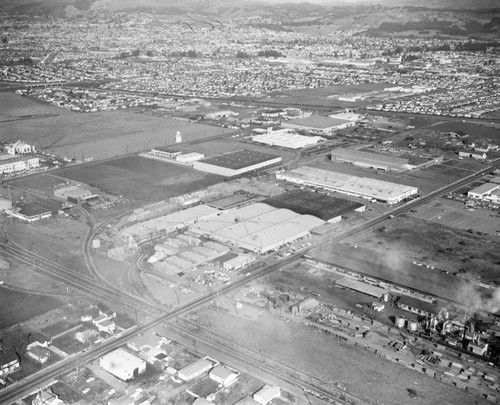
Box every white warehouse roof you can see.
[190,203,324,254]
[121,205,219,241]
[252,130,324,149]
[277,166,418,205]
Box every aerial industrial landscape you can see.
[1,0,500,404]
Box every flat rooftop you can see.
[286,115,351,129]
[331,148,408,168]
[199,149,281,170]
[264,189,364,221]
[279,166,418,203]
[17,199,62,217]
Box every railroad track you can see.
[0,241,159,316]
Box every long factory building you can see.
[192,149,282,177]
[190,202,325,254]
[276,166,418,205]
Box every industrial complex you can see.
[190,202,325,254]
[330,147,440,172]
[276,166,419,204]
[251,129,325,149]
[264,189,365,222]
[192,149,282,177]
[281,115,355,135]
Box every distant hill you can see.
[0,0,498,38]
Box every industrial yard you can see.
[1,4,500,404]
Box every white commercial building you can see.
[209,365,240,387]
[204,110,238,120]
[252,129,324,149]
[0,156,39,174]
[253,385,281,405]
[190,203,324,254]
[176,152,204,163]
[331,148,410,172]
[282,115,354,135]
[178,357,215,381]
[468,183,500,202]
[277,166,418,205]
[99,348,146,381]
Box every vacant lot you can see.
[0,92,65,120]
[431,121,500,141]
[58,156,223,202]
[0,287,61,329]
[352,216,500,284]
[410,198,500,235]
[0,92,233,160]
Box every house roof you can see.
[0,352,18,366]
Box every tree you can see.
[1,36,7,44]
[236,50,250,58]
[131,49,140,57]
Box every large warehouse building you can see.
[190,202,325,254]
[121,204,220,242]
[281,115,355,135]
[330,148,441,172]
[99,348,146,381]
[331,148,410,172]
[192,149,282,177]
[276,166,418,205]
[252,129,325,149]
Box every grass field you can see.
[431,121,500,141]
[0,288,61,329]
[57,156,224,203]
[0,92,234,161]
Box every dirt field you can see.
[195,305,486,405]
[57,156,224,203]
[0,92,234,160]
[351,216,500,284]
[410,198,500,235]
[0,287,61,329]
[2,215,90,275]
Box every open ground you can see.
[0,92,234,160]
[0,287,61,329]
[57,156,224,203]
[350,216,500,284]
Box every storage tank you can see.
[442,320,452,335]
[382,292,390,302]
[395,316,406,328]
[407,320,418,332]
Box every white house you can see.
[5,140,33,155]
